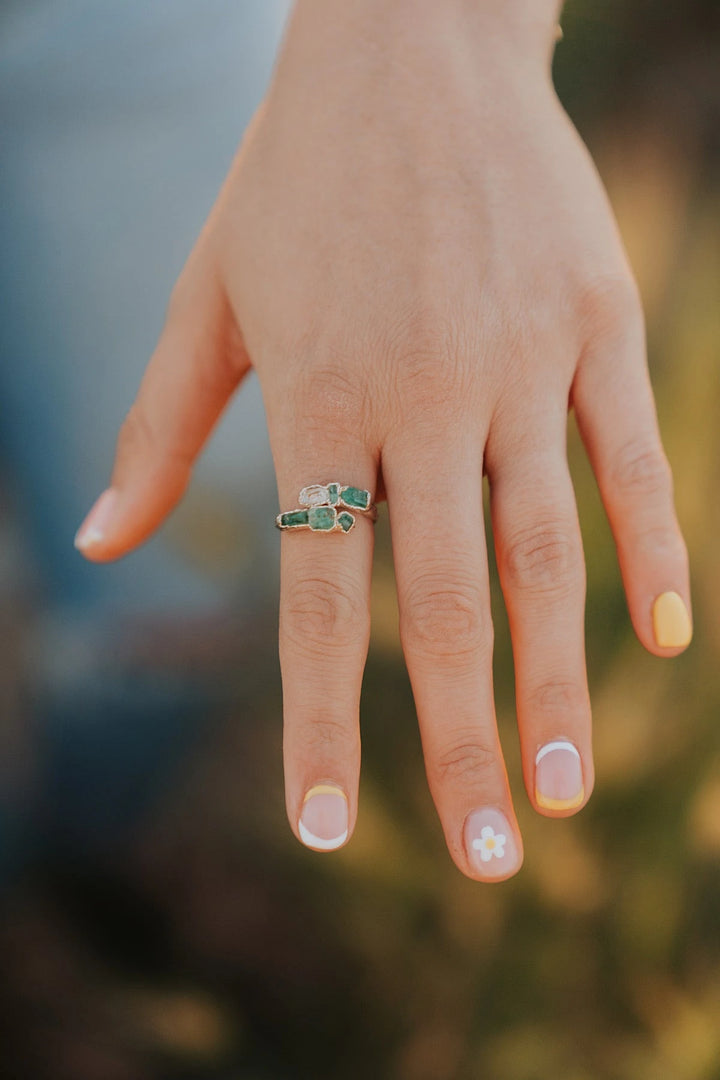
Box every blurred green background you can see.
[1,1,719,1077]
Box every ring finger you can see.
[268,398,378,853]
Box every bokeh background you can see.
[1,1,719,1077]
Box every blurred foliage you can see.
[1,0,719,1078]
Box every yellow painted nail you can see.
[536,789,586,812]
[652,591,692,648]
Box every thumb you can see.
[75,248,250,562]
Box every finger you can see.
[572,285,692,655]
[384,422,523,882]
[487,403,593,818]
[74,244,250,562]
[269,392,378,852]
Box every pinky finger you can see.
[572,292,692,656]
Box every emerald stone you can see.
[308,506,337,531]
[337,512,355,532]
[327,483,340,506]
[279,510,309,528]
[340,486,371,510]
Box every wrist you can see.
[289,0,562,55]
[282,0,562,88]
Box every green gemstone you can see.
[308,506,337,531]
[337,512,355,532]
[279,510,309,528]
[340,486,371,510]
[327,483,340,506]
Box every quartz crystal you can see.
[299,484,330,508]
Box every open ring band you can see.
[275,482,378,534]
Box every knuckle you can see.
[282,574,369,655]
[400,573,490,660]
[611,438,673,499]
[386,305,478,422]
[434,737,497,786]
[117,402,155,460]
[503,521,581,596]
[578,273,644,340]
[636,523,687,560]
[115,402,190,482]
[295,361,370,441]
[190,316,246,401]
[116,401,192,477]
[527,679,590,718]
[299,713,357,757]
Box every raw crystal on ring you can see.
[337,512,355,532]
[299,484,330,508]
[307,506,337,531]
[339,486,371,511]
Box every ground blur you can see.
[0,1,719,1077]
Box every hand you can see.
[74,0,692,880]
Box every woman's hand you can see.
[74,0,692,880]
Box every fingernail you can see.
[74,488,118,551]
[652,591,692,648]
[535,739,585,811]
[464,807,521,880]
[298,783,349,851]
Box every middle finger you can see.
[384,421,523,882]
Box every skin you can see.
[76,0,692,881]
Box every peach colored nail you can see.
[465,807,521,880]
[298,783,348,851]
[535,739,585,811]
[74,488,118,551]
[652,591,692,648]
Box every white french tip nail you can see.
[298,822,348,850]
[535,739,580,764]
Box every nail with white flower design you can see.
[464,807,521,880]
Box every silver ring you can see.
[275,482,378,534]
